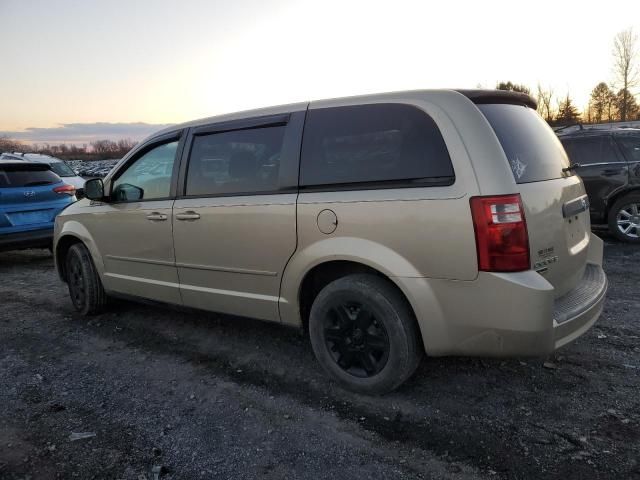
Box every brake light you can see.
[53,184,76,196]
[470,194,530,272]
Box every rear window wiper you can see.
[562,163,581,173]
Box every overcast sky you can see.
[1,0,640,143]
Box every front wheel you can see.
[308,274,423,395]
[66,243,108,315]
[608,193,640,243]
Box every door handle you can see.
[175,211,201,221]
[146,212,168,221]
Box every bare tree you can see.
[612,28,639,121]
[0,136,25,153]
[536,84,554,122]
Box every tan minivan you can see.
[54,89,607,394]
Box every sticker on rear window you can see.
[510,157,527,180]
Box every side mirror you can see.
[113,183,144,201]
[84,178,104,201]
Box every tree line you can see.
[498,27,639,126]
[0,137,137,161]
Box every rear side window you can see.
[561,136,621,165]
[49,162,76,177]
[300,104,454,188]
[185,126,285,196]
[616,135,640,162]
[0,166,60,188]
[478,104,571,184]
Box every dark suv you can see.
[558,128,640,243]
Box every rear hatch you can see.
[478,104,590,298]
[0,163,69,232]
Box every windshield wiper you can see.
[562,163,581,173]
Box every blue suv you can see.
[0,161,76,252]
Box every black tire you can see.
[608,193,640,243]
[308,274,423,395]
[66,243,108,315]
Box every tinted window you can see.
[112,141,178,201]
[479,104,571,183]
[300,104,453,187]
[561,136,620,165]
[616,135,640,162]
[0,165,60,188]
[185,126,285,196]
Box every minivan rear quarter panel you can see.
[280,91,486,328]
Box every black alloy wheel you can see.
[68,253,87,311]
[323,302,390,378]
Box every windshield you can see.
[478,104,572,184]
[49,161,76,177]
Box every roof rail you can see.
[554,123,583,133]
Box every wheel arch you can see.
[54,221,104,282]
[279,238,444,353]
[605,186,640,221]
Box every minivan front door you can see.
[85,136,183,304]
[172,114,303,321]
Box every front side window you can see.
[300,103,454,188]
[561,136,620,166]
[112,141,178,201]
[185,126,285,196]
[616,135,640,162]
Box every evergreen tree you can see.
[556,94,581,125]
[496,81,531,95]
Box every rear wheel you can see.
[308,274,423,395]
[608,193,640,243]
[66,243,107,315]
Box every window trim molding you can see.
[298,176,456,193]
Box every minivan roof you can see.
[150,89,538,140]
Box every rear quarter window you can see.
[0,166,60,188]
[300,103,454,188]
[616,135,640,162]
[478,104,571,184]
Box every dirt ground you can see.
[0,235,638,480]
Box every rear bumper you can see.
[553,263,607,349]
[402,233,607,357]
[0,228,53,252]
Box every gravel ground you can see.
[0,236,638,480]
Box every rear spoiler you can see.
[0,162,52,171]
[456,89,537,110]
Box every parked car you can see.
[0,153,86,197]
[0,161,76,252]
[53,90,607,394]
[557,127,640,243]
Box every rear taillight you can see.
[470,194,530,272]
[53,184,76,196]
